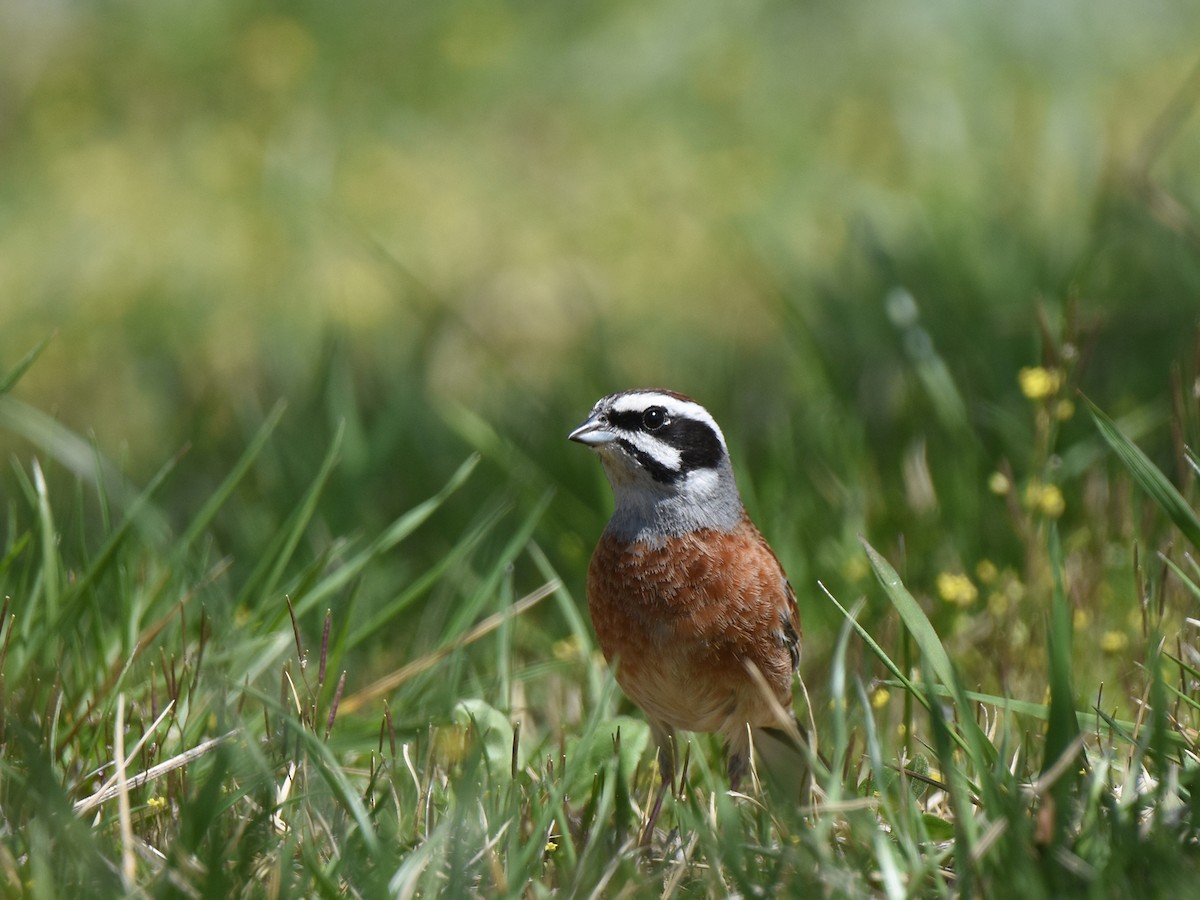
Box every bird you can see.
[568,388,805,831]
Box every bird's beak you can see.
[568,413,617,447]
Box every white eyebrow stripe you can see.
[607,391,729,453]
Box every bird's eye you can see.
[642,407,667,430]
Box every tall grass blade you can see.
[31,459,60,620]
[244,421,345,613]
[527,542,602,698]
[178,399,287,552]
[344,500,505,649]
[286,452,481,620]
[0,334,53,395]
[861,538,999,779]
[1042,525,1081,848]
[0,530,31,579]
[921,656,978,894]
[58,447,184,607]
[861,538,959,693]
[821,581,930,712]
[0,398,168,536]
[1159,552,1200,605]
[1146,636,1171,783]
[442,488,552,641]
[826,597,864,808]
[1085,395,1200,550]
[289,725,382,855]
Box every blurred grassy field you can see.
[3,0,1200,895]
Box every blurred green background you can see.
[2,0,1199,692]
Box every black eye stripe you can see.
[607,409,646,433]
[611,407,670,432]
[605,407,725,476]
[615,438,676,483]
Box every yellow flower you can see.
[552,635,581,661]
[545,840,559,853]
[987,591,1008,617]
[1018,366,1062,400]
[1073,608,1090,631]
[1009,620,1030,649]
[936,572,978,607]
[975,559,998,584]
[1037,484,1065,518]
[1005,578,1026,603]
[1024,481,1065,518]
[1055,399,1075,421]
[871,687,891,709]
[1100,631,1129,654]
[988,471,1011,496]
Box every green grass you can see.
[3,1,1200,895]
[3,324,1200,897]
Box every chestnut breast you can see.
[586,515,799,731]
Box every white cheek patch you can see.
[684,467,720,497]
[625,430,682,472]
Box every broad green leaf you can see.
[922,813,957,843]
[454,698,520,782]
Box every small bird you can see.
[569,389,804,823]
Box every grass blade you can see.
[820,580,930,712]
[286,452,481,621]
[1085,395,1200,550]
[1042,525,1081,847]
[58,447,185,607]
[441,488,552,641]
[0,397,169,538]
[922,655,978,893]
[861,537,999,780]
[235,424,345,614]
[860,538,959,695]
[1160,552,1200,605]
[0,334,53,395]
[178,399,287,552]
[893,682,1188,749]
[344,501,506,649]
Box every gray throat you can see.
[602,462,745,545]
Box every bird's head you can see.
[569,388,743,539]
